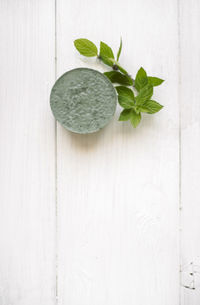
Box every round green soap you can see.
[50,68,117,134]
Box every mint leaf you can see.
[117,37,122,61]
[116,86,135,101]
[100,41,114,67]
[118,96,135,109]
[135,67,148,91]
[104,71,133,86]
[119,109,132,121]
[74,39,98,57]
[148,76,164,86]
[135,84,153,105]
[130,110,141,128]
[138,100,163,114]
[100,41,114,59]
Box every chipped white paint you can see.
[0,0,199,304]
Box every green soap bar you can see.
[50,68,117,134]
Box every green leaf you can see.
[130,110,141,128]
[135,83,153,105]
[135,67,148,91]
[74,39,98,57]
[116,86,135,101]
[119,109,132,121]
[118,96,135,109]
[138,100,163,114]
[100,41,114,59]
[148,76,164,86]
[100,41,114,66]
[104,71,133,86]
[117,37,122,61]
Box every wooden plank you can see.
[180,1,200,303]
[0,1,56,304]
[56,0,180,304]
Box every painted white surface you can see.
[56,1,180,305]
[0,1,56,305]
[180,0,200,303]
[0,0,199,304]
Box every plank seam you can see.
[177,0,182,304]
[55,0,58,303]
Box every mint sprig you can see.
[74,38,164,128]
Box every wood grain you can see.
[56,1,180,304]
[0,1,56,304]
[180,0,200,303]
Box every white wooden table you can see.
[0,0,200,304]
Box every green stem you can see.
[98,56,135,87]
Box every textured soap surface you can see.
[50,68,117,134]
